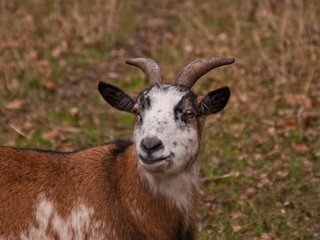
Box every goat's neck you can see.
[123,146,199,214]
[117,146,199,237]
[140,162,199,212]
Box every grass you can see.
[1,0,320,239]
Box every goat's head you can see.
[98,57,234,177]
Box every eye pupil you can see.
[133,109,140,116]
[186,110,195,118]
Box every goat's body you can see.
[0,56,234,239]
[0,140,198,240]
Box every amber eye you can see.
[185,110,195,118]
[132,108,140,116]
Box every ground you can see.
[0,0,320,239]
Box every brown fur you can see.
[0,142,198,239]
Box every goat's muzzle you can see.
[139,136,169,164]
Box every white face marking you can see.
[134,85,200,177]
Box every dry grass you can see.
[0,0,319,239]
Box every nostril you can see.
[140,137,163,153]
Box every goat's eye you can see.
[185,110,195,118]
[132,108,140,116]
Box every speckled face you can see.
[99,80,230,177]
[133,84,201,176]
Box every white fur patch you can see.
[19,196,108,240]
[139,162,199,220]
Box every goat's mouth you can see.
[139,155,170,165]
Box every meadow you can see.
[0,0,319,239]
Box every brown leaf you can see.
[302,159,313,167]
[51,41,68,58]
[232,225,242,232]
[204,202,213,212]
[6,99,25,110]
[69,107,79,118]
[147,18,166,27]
[286,94,312,108]
[257,173,271,188]
[276,170,289,179]
[291,142,310,154]
[36,59,50,67]
[23,122,36,132]
[261,232,271,240]
[44,81,57,92]
[252,133,266,145]
[278,120,297,130]
[231,211,246,220]
[302,159,313,172]
[42,128,66,142]
[53,142,74,152]
[241,187,256,199]
[25,50,38,61]
[6,79,20,90]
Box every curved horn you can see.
[126,58,162,85]
[175,56,235,89]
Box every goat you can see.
[0,56,234,240]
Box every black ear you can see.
[198,87,230,116]
[98,82,136,113]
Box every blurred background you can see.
[0,0,319,239]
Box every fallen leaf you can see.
[232,225,242,232]
[106,72,120,79]
[147,17,166,27]
[243,166,254,177]
[204,202,213,212]
[53,142,74,152]
[261,232,270,240]
[291,143,310,154]
[240,187,256,199]
[36,59,50,67]
[6,99,25,110]
[25,50,38,61]
[111,48,127,57]
[69,107,79,118]
[257,173,271,188]
[231,211,246,220]
[252,133,266,145]
[267,127,276,135]
[276,170,289,179]
[44,81,57,92]
[278,120,297,130]
[286,94,312,108]
[51,41,68,58]
[302,159,313,172]
[23,122,36,132]
[6,79,20,90]
[302,159,313,167]
[284,200,290,206]
[42,128,66,142]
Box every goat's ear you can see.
[197,87,230,116]
[98,82,137,113]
